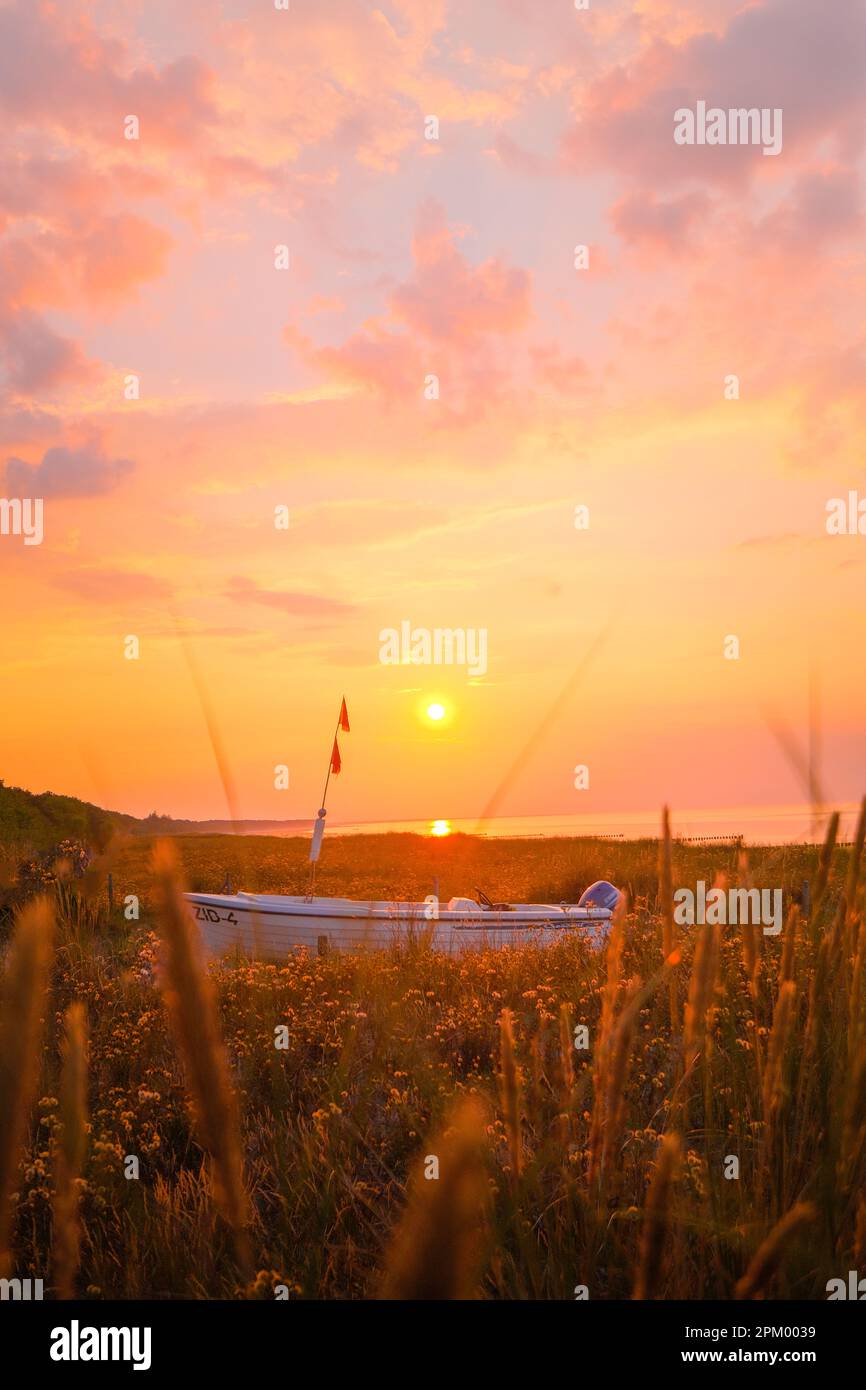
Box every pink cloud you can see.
[0,309,92,394]
[753,167,863,250]
[391,200,531,345]
[563,0,866,189]
[488,132,551,179]
[611,190,711,251]
[225,576,355,619]
[5,442,134,498]
[307,329,421,399]
[528,345,590,396]
[0,2,220,150]
[53,568,172,603]
[290,200,532,418]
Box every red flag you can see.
[330,737,341,775]
[339,697,350,732]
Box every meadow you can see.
[1,817,865,1301]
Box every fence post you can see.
[107,872,114,912]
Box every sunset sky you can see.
[1,0,864,825]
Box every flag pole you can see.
[319,707,343,812]
[307,698,349,900]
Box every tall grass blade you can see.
[152,839,250,1271]
[0,897,55,1277]
[52,1002,88,1299]
[379,1098,490,1299]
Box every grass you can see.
[1,816,865,1300]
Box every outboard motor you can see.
[576,880,621,949]
[578,880,621,912]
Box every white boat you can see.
[184,700,620,960]
[185,882,620,960]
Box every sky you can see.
[0,0,864,826]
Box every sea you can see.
[325,802,864,845]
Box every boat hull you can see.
[185,893,613,959]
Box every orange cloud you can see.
[79,215,173,305]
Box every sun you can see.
[416,694,452,729]
[430,819,451,837]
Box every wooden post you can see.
[317,934,329,957]
[108,872,114,912]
